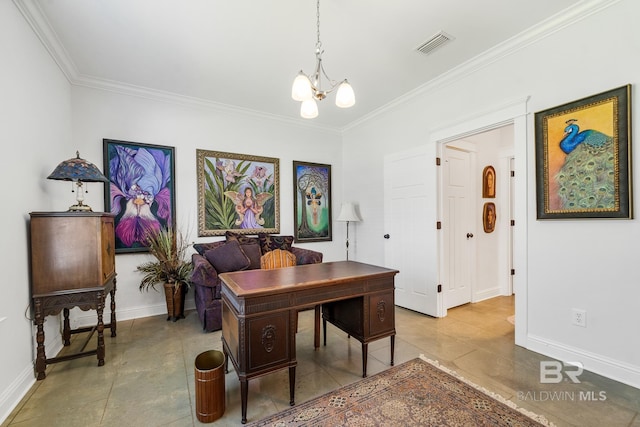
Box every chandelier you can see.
[291,0,355,119]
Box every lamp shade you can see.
[335,80,355,108]
[300,98,319,119]
[292,71,313,101]
[47,151,109,183]
[336,202,361,222]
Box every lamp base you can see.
[68,204,93,212]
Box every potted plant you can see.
[137,227,193,322]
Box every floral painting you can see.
[293,161,332,242]
[103,139,176,253]
[534,85,632,219]
[197,150,279,236]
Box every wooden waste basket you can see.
[195,350,225,423]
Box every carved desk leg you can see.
[390,335,395,366]
[109,281,117,337]
[289,366,296,406]
[96,291,106,366]
[240,379,248,424]
[62,308,71,346]
[361,342,368,378]
[314,305,320,349]
[33,298,47,380]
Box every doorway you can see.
[440,125,514,310]
[429,97,533,347]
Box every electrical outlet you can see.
[572,308,586,327]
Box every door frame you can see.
[431,97,529,347]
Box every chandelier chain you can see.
[316,0,321,49]
[291,0,355,117]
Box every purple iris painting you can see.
[103,140,176,252]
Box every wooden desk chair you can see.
[260,250,320,345]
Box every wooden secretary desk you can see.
[29,212,117,380]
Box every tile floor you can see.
[3,296,639,426]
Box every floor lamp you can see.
[336,202,362,260]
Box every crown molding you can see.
[72,74,342,134]
[13,0,79,82]
[12,0,342,134]
[343,0,622,132]
[14,0,620,135]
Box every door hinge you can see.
[436,221,442,230]
[510,219,515,226]
[511,170,515,177]
[511,269,515,275]
[436,157,441,166]
[437,284,442,293]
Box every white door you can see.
[384,147,439,315]
[442,145,475,309]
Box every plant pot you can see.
[163,282,186,322]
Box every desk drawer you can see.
[247,312,290,372]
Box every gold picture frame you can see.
[197,150,279,236]
[534,85,632,219]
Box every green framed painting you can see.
[197,150,279,236]
[293,161,332,242]
[534,84,632,219]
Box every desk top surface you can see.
[219,261,398,298]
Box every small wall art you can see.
[482,166,496,198]
[534,85,632,219]
[197,150,279,236]
[293,161,332,242]
[483,202,496,233]
[103,139,176,253]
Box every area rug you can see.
[248,355,554,426]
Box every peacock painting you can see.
[535,85,631,219]
[554,119,615,210]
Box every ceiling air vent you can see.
[416,31,454,55]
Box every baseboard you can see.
[3,299,200,424]
[473,287,501,303]
[0,364,35,424]
[527,334,640,389]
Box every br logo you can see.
[540,361,583,383]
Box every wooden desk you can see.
[220,261,398,424]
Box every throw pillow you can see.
[204,240,251,273]
[193,241,224,256]
[258,233,294,253]
[260,249,297,270]
[226,231,262,269]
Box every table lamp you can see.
[336,202,361,260]
[47,151,110,212]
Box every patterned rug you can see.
[248,355,554,426]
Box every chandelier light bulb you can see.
[335,80,355,108]
[300,98,319,119]
[292,72,313,101]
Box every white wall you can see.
[69,86,346,324]
[0,1,73,421]
[343,0,640,387]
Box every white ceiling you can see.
[18,0,585,130]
